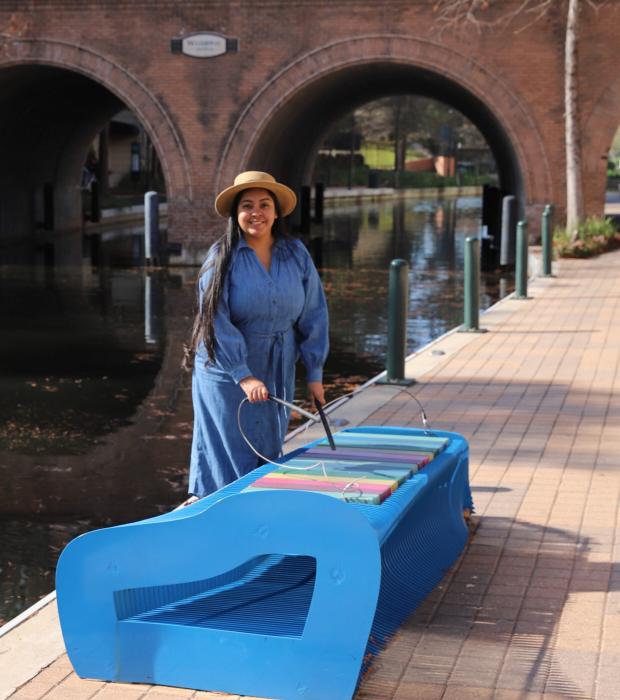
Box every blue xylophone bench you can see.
[56,426,472,700]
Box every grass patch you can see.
[360,142,428,169]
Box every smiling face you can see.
[236,188,278,242]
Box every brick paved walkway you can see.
[8,250,620,699]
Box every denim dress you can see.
[189,236,329,497]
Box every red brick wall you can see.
[0,1,618,260]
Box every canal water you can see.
[0,194,512,625]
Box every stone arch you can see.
[216,35,552,221]
[0,37,193,201]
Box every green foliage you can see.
[322,95,496,179]
[360,141,428,169]
[311,151,497,188]
[312,154,370,187]
[553,216,619,257]
[375,170,496,188]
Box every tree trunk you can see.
[565,0,583,240]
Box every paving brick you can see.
[51,676,105,694]
[143,688,194,697]
[447,685,500,699]
[492,691,542,700]
[89,684,149,699]
[43,683,102,700]
[392,682,445,700]
[12,247,620,700]
[28,661,73,687]
[8,681,58,699]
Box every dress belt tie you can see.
[264,331,287,448]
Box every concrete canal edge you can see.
[0,248,550,699]
[320,184,482,204]
[0,592,64,700]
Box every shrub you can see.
[553,216,619,258]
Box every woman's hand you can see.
[307,381,325,408]
[239,376,270,403]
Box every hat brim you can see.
[215,180,297,218]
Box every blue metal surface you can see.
[56,427,471,700]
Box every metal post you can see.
[43,183,54,231]
[460,237,487,333]
[464,236,479,330]
[480,224,494,272]
[377,259,414,385]
[144,191,159,265]
[144,272,162,345]
[499,195,516,266]
[300,186,311,235]
[314,182,324,224]
[482,184,501,246]
[310,236,323,270]
[90,180,101,223]
[541,204,553,277]
[144,273,155,344]
[515,220,529,299]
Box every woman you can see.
[183,171,329,500]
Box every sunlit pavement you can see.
[3,248,620,699]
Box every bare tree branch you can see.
[433,0,548,32]
[433,0,607,34]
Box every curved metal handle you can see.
[267,394,319,423]
[268,394,336,450]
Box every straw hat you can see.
[215,171,297,218]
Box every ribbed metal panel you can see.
[57,426,472,699]
[119,554,316,638]
[114,554,271,619]
[362,448,470,669]
[113,427,470,668]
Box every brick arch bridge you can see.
[0,0,618,262]
[218,35,550,221]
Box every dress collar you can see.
[236,235,285,252]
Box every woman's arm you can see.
[292,240,330,398]
[307,380,325,407]
[199,258,252,383]
[239,375,269,402]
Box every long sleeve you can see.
[292,240,329,382]
[198,257,251,383]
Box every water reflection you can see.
[0,265,164,454]
[0,263,194,624]
[0,195,512,623]
[316,196,507,391]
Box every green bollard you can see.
[515,220,529,299]
[460,237,487,333]
[464,237,479,330]
[541,204,553,277]
[378,258,414,385]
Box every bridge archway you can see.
[0,40,192,257]
[218,36,552,222]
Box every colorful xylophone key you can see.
[244,430,451,505]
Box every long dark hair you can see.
[182,188,287,370]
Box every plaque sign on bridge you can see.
[170,32,239,58]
